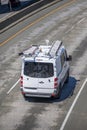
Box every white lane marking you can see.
[65,26,74,34]
[77,18,86,25]
[7,79,20,94]
[60,78,87,130]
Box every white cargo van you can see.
[19,40,72,98]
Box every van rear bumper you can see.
[21,87,57,98]
[25,93,51,98]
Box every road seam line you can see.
[60,77,87,130]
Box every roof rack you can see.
[49,40,62,57]
[19,45,38,56]
[19,40,62,58]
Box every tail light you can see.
[20,76,23,87]
[54,77,58,88]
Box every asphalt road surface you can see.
[0,0,87,130]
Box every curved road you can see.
[0,0,87,130]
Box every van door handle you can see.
[39,81,44,84]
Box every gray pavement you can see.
[0,0,40,21]
[0,0,87,129]
[0,0,57,33]
[62,80,87,130]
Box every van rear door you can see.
[23,61,54,89]
[37,62,54,89]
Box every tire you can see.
[23,94,28,100]
[65,70,69,83]
[55,84,61,99]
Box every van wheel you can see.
[23,94,27,100]
[65,70,69,83]
[56,85,61,99]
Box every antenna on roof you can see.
[45,39,49,46]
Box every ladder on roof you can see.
[23,45,38,56]
[49,40,62,57]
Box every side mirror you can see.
[18,52,23,56]
[67,55,72,61]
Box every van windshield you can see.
[24,62,54,78]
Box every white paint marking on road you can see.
[60,78,87,130]
[7,79,20,94]
[77,18,86,25]
[65,26,74,34]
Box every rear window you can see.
[24,62,54,78]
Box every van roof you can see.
[21,40,64,61]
